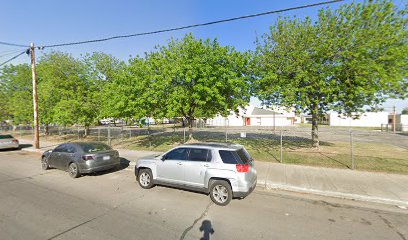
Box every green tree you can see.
[254,0,407,147]
[402,107,408,115]
[0,64,33,125]
[82,52,126,124]
[37,52,96,134]
[144,34,251,138]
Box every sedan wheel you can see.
[138,169,154,189]
[210,180,232,206]
[68,163,80,178]
[41,157,50,170]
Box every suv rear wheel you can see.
[138,169,154,189]
[209,180,232,206]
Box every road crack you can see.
[378,215,407,240]
[179,202,213,240]
[47,194,146,240]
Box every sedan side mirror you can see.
[161,155,167,161]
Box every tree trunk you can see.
[311,106,319,148]
[44,124,49,135]
[186,117,194,140]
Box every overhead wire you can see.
[0,0,344,66]
[41,0,344,48]
[0,41,29,48]
[0,50,28,67]
[0,49,27,58]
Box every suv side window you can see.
[219,150,239,164]
[188,148,210,162]
[165,148,189,160]
[54,144,68,153]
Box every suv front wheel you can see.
[138,169,154,189]
[209,180,232,206]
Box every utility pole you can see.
[30,43,40,149]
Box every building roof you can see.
[250,107,282,116]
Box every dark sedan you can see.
[41,142,120,178]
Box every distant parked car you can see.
[135,143,257,206]
[41,142,120,178]
[0,134,19,150]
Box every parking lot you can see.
[0,150,407,240]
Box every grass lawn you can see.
[111,132,408,175]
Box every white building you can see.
[328,112,389,127]
[206,105,295,127]
[388,114,408,132]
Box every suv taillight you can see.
[82,155,95,161]
[236,164,250,173]
[12,140,18,143]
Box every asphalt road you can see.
[0,150,407,240]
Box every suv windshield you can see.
[219,148,252,164]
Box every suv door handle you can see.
[203,164,209,167]
[177,162,183,165]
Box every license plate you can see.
[103,156,111,160]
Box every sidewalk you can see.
[19,139,408,207]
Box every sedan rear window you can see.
[79,143,112,153]
[0,135,14,139]
[219,149,251,164]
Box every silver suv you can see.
[135,143,257,206]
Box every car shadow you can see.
[19,144,33,149]
[86,157,130,177]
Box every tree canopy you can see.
[144,34,252,135]
[253,0,407,147]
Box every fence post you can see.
[98,128,101,141]
[147,127,151,148]
[108,125,111,146]
[183,128,186,143]
[350,130,355,170]
[225,118,228,142]
[280,130,283,163]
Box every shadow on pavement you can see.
[87,157,130,177]
[200,220,215,240]
[19,144,33,149]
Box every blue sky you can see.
[1,0,406,112]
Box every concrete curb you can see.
[257,181,408,208]
[21,148,44,154]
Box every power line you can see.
[42,0,344,48]
[0,41,29,48]
[0,50,28,67]
[0,48,24,55]
[0,49,27,58]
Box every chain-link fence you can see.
[1,124,407,174]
